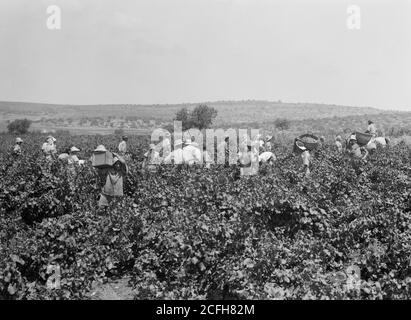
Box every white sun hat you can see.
[94,145,108,152]
[70,146,80,152]
[16,137,23,143]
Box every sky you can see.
[0,0,410,110]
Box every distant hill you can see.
[0,100,408,134]
[0,100,394,121]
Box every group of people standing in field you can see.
[9,120,390,219]
[334,120,390,159]
[140,131,277,175]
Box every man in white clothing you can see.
[42,136,57,160]
[366,120,377,137]
[182,140,202,165]
[164,139,184,164]
[118,135,128,156]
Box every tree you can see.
[7,119,32,134]
[274,118,290,131]
[190,104,218,130]
[174,107,191,131]
[174,104,218,131]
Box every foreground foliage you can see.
[0,133,410,299]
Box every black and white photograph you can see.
[0,0,410,306]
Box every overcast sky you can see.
[0,0,409,110]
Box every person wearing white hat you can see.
[202,146,214,169]
[118,135,128,157]
[347,136,368,160]
[41,135,57,160]
[68,146,81,165]
[237,141,259,177]
[159,132,172,158]
[335,135,343,153]
[265,135,273,152]
[164,139,184,165]
[13,137,23,156]
[97,152,128,221]
[217,135,230,165]
[294,138,311,177]
[142,143,161,172]
[366,120,377,137]
[182,139,202,165]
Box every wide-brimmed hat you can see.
[94,145,107,152]
[295,140,306,151]
[349,134,357,141]
[266,135,273,141]
[122,135,128,140]
[335,135,342,142]
[46,135,56,142]
[16,137,23,143]
[70,146,80,152]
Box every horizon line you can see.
[0,99,401,112]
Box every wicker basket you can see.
[297,134,319,151]
[355,132,373,146]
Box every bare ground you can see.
[88,277,136,300]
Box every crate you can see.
[355,132,373,146]
[92,151,114,168]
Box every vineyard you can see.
[0,132,410,300]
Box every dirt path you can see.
[88,277,136,300]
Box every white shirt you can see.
[42,142,56,156]
[182,145,202,165]
[118,141,127,154]
[203,151,213,168]
[216,140,228,163]
[301,151,310,166]
[238,150,258,166]
[259,151,276,163]
[367,123,377,135]
[13,144,22,155]
[217,140,227,153]
[373,137,387,146]
[163,148,183,164]
[335,141,343,153]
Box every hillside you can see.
[0,100,407,134]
